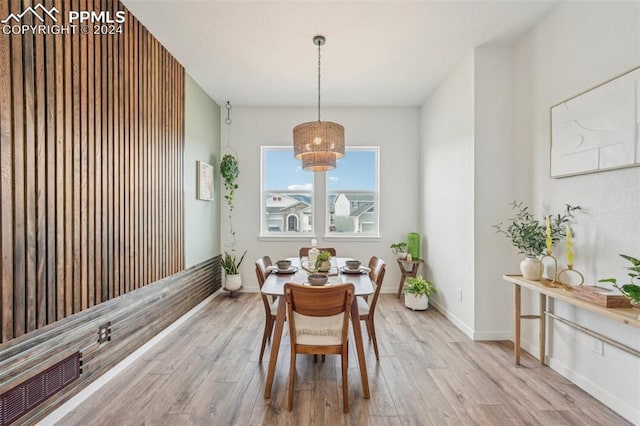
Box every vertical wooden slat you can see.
[54,0,65,321]
[23,0,37,334]
[71,0,81,314]
[0,0,15,342]
[107,1,114,300]
[141,27,148,287]
[87,0,95,308]
[79,0,88,311]
[113,0,120,298]
[94,0,102,305]
[122,1,130,294]
[101,0,109,303]
[34,0,47,329]
[11,0,26,338]
[44,0,57,325]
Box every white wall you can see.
[220,107,420,291]
[513,2,640,422]
[473,48,520,339]
[184,75,221,267]
[419,53,476,336]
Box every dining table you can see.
[261,256,374,400]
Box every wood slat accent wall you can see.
[0,256,221,425]
[0,0,185,344]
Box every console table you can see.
[503,274,640,366]
[396,258,424,297]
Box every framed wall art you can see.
[197,161,214,201]
[550,66,640,178]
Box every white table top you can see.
[261,257,374,296]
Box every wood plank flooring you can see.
[59,294,630,425]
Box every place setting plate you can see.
[339,266,367,275]
[274,266,299,274]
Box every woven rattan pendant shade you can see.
[293,35,344,171]
[293,120,345,160]
[300,151,337,172]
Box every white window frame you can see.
[324,146,380,239]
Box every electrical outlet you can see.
[457,288,463,302]
[98,322,111,344]
[591,339,604,356]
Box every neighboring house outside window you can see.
[261,147,314,235]
[326,147,379,237]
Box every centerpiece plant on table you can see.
[494,201,581,281]
[315,250,332,272]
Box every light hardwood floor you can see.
[60,293,630,425]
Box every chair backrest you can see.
[367,256,386,315]
[299,247,337,258]
[255,256,272,289]
[284,282,354,345]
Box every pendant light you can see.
[293,35,345,172]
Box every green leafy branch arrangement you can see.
[599,254,640,304]
[493,202,581,258]
[315,250,332,270]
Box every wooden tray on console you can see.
[572,286,632,308]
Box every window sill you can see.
[258,234,318,242]
[322,234,382,242]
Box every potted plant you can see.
[221,250,246,291]
[220,154,239,211]
[390,242,408,260]
[494,202,580,280]
[599,254,640,308]
[404,275,436,311]
[315,250,332,272]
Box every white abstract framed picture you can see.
[197,161,214,201]
[550,66,640,178]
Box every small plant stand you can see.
[223,285,243,298]
[396,258,424,297]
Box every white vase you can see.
[405,293,429,311]
[225,273,242,291]
[520,257,542,281]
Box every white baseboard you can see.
[38,290,222,425]
[547,356,639,425]
[516,338,638,424]
[428,299,474,340]
[472,330,512,341]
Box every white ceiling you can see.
[122,0,559,108]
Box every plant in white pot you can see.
[404,275,436,311]
[221,251,246,291]
[494,202,581,281]
[390,242,408,260]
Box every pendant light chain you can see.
[317,39,321,122]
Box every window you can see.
[261,146,379,238]
[326,148,379,236]
[261,147,314,235]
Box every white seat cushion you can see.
[293,312,344,346]
[269,297,279,316]
[356,296,370,316]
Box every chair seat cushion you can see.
[356,296,370,316]
[293,312,344,345]
[270,298,279,316]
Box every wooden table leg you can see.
[539,293,546,365]
[514,284,521,365]
[264,295,286,399]
[350,303,370,399]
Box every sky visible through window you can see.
[265,149,375,191]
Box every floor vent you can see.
[1,352,81,426]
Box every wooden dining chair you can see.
[284,282,355,413]
[298,247,337,258]
[255,256,278,362]
[357,256,386,360]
